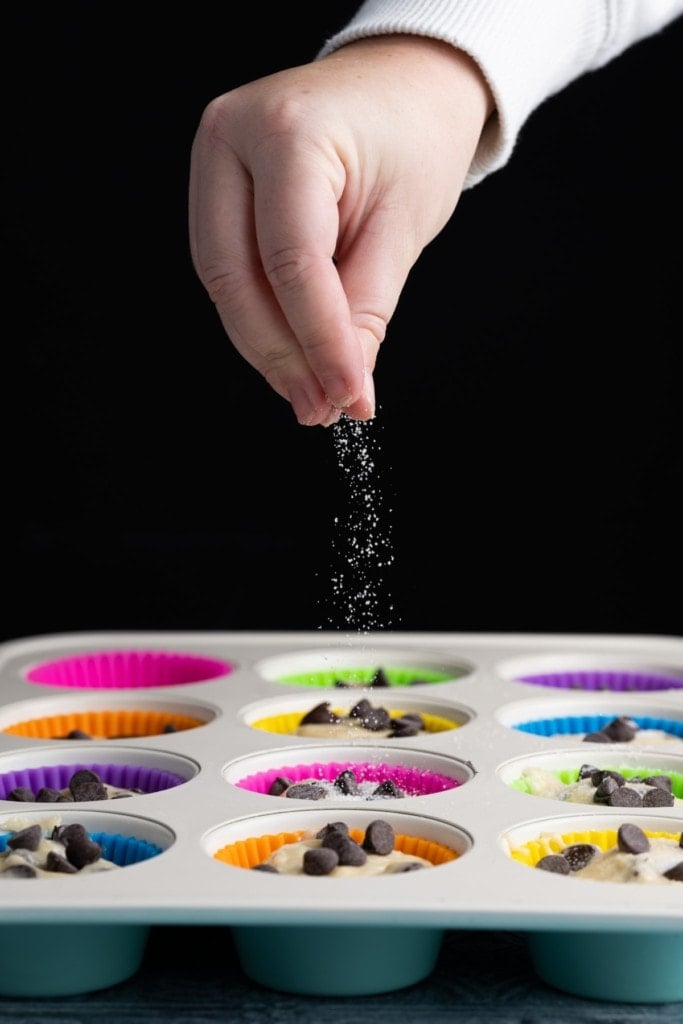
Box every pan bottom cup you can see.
[528,931,683,1003]
[232,924,444,996]
[208,807,468,996]
[0,923,150,997]
[0,809,173,997]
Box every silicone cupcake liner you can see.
[214,827,459,869]
[513,712,683,741]
[254,646,473,689]
[512,669,683,692]
[234,759,461,797]
[248,707,462,736]
[508,766,683,799]
[0,761,187,801]
[272,666,454,688]
[506,824,681,866]
[24,649,234,689]
[3,707,207,740]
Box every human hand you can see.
[189,35,493,426]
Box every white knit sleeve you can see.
[317,0,683,188]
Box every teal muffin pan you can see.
[0,630,682,1001]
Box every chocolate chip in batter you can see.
[285,782,327,801]
[617,823,650,854]
[45,850,79,874]
[663,861,683,882]
[562,843,598,871]
[321,828,367,866]
[7,786,36,802]
[268,776,293,796]
[333,769,360,796]
[300,702,339,726]
[303,846,339,876]
[2,863,37,878]
[362,819,395,856]
[607,785,643,808]
[536,854,571,874]
[69,769,108,801]
[370,780,405,799]
[7,824,42,852]
[642,786,675,807]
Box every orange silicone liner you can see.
[3,709,205,740]
[509,827,682,867]
[214,828,458,869]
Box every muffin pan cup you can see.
[1,630,683,1000]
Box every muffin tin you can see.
[1,630,683,1002]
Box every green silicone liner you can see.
[276,666,457,688]
[510,767,683,798]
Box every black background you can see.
[4,5,682,643]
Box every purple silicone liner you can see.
[24,650,233,690]
[236,760,459,797]
[515,670,683,692]
[0,763,186,800]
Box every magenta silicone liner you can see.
[235,760,459,796]
[24,649,234,689]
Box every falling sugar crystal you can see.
[320,413,397,632]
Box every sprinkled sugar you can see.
[319,413,397,632]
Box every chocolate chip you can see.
[389,717,421,738]
[359,706,392,731]
[594,776,620,802]
[583,731,612,743]
[65,729,92,740]
[45,850,79,874]
[362,819,395,856]
[349,699,373,720]
[162,723,178,733]
[303,847,339,876]
[370,780,405,799]
[69,769,108,801]
[617,823,650,854]
[321,829,367,866]
[300,702,339,726]
[578,763,600,780]
[268,776,293,796]
[7,824,42,852]
[316,822,349,840]
[642,787,675,807]
[602,716,639,742]
[333,769,360,796]
[36,787,69,803]
[56,823,103,868]
[7,786,35,801]
[607,785,643,807]
[562,844,598,871]
[536,854,571,874]
[252,863,279,873]
[370,668,390,688]
[285,782,327,801]
[643,775,673,793]
[663,861,683,882]
[2,863,37,878]
[391,861,426,871]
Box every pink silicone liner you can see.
[235,760,460,797]
[25,650,233,690]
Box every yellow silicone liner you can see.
[214,828,459,869]
[249,709,459,736]
[509,828,682,867]
[3,709,205,740]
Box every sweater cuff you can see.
[317,0,681,188]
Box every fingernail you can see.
[362,369,375,418]
[324,376,354,410]
[321,408,342,428]
[288,387,317,426]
